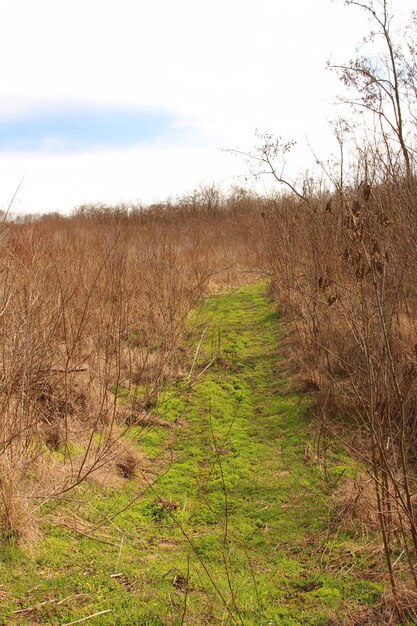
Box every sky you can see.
[0,0,414,214]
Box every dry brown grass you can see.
[0,189,263,541]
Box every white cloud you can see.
[0,142,238,213]
[0,0,414,212]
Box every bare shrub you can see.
[261,175,417,616]
[254,2,417,615]
[0,189,262,543]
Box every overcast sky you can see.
[0,0,414,214]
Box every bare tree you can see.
[331,0,415,178]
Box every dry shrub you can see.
[260,173,417,608]
[381,585,417,624]
[333,476,380,532]
[335,476,417,537]
[99,438,142,482]
[0,188,263,543]
[0,461,40,545]
[339,605,392,626]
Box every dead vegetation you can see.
[261,171,417,621]
[0,188,263,544]
[252,2,417,619]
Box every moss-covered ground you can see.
[0,283,384,625]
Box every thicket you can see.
[0,189,263,543]
[259,1,417,620]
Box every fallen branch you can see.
[62,609,113,625]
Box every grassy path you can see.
[0,284,381,625]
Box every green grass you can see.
[0,283,385,625]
